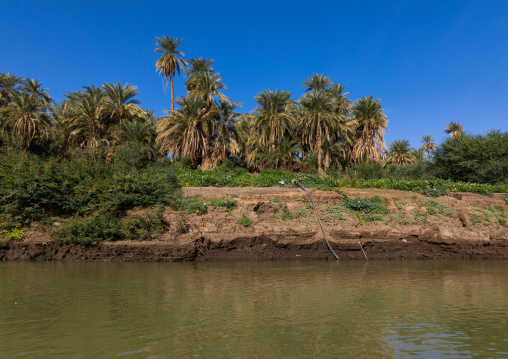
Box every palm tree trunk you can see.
[170,77,174,110]
[324,153,330,173]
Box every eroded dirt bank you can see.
[1,187,507,261]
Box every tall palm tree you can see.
[102,82,142,125]
[444,121,464,138]
[156,96,207,168]
[188,72,229,107]
[20,78,52,109]
[155,36,187,111]
[303,74,332,94]
[386,139,415,165]
[184,57,215,92]
[0,92,51,149]
[420,135,436,161]
[327,83,351,117]
[187,72,230,169]
[351,95,388,163]
[253,89,296,151]
[299,92,337,176]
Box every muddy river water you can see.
[1,261,508,358]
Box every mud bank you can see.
[2,233,508,261]
[1,187,507,261]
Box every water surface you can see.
[1,261,508,358]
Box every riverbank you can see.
[1,187,507,261]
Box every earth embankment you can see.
[1,187,507,261]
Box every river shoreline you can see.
[1,187,507,261]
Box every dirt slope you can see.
[1,187,507,261]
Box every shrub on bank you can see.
[0,148,180,236]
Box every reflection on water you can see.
[1,261,508,358]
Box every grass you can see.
[173,166,508,194]
[470,213,481,224]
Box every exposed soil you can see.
[1,186,507,261]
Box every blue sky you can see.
[2,0,507,149]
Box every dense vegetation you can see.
[0,148,180,243]
[1,36,507,244]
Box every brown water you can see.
[1,261,508,358]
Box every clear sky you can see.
[2,0,507,149]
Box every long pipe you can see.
[292,174,340,261]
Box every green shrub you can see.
[52,211,124,246]
[349,162,383,180]
[52,207,168,245]
[184,197,208,215]
[237,216,253,227]
[0,228,25,243]
[346,198,375,213]
[433,130,508,184]
[0,149,181,229]
[210,198,237,211]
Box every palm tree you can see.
[184,57,215,91]
[65,85,109,150]
[51,102,76,158]
[327,83,351,116]
[188,72,229,107]
[411,147,425,162]
[0,73,24,107]
[233,113,261,172]
[155,36,187,111]
[118,120,155,144]
[322,137,343,172]
[258,137,300,170]
[187,72,230,169]
[0,92,51,149]
[253,89,296,151]
[102,82,142,125]
[351,95,388,163]
[299,92,337,176]
[444,121,463,138]
[420,135,436,161]
[386,139,415,165]
[303,74,332,94]
[211,101,240,167]
[20,78,52,109]
[156,96,207,168]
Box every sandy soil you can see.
[1,186,507,261]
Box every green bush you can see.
[186,201,208,215]
[345,196,388,215]
[0,148,181,229]
[349,162,384,180]
[210,198,237,211]
[52,207,169,245]
[346,198,375,213]
[0,228,25,243]
[237,216,253,227]
[433,130,508,184]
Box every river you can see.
[1,261,507,358]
